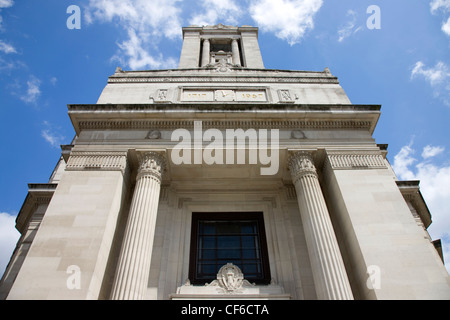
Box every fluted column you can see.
[201,39,210,67]
[231,39,241,66]
[111,151,165,300]
[288,151,353,300]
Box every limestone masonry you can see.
[1,24,449,300]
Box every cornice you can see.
[107,75,340,84]
[68,103,380,135]
[107,68,340,84]
[15,184,57,234]
[396,180,432,229]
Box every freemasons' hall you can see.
[1,24,449,300]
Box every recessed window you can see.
[189,212,271,285]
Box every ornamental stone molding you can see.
[66,151,128,173]
[326,151,386,170]
[288,151,318,184]
[107,75,339,85]
[206,263,255,294]
[136,151,166,183]
[76,119,374,132]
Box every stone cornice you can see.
[107,68,339,84]
[16,183,57,234]
[108,74,340,84]
[68,104,381,135]
[396,180,432,229]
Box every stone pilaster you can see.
[288,151,353,300]
[111,151,165,300]
[231,39,241,66]
[201,39,210,67]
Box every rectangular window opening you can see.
[189,212,271,285]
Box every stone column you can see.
[231,39,241,66]
[111,151,165,300]
[201,39,210,67]
[288,151,353,300]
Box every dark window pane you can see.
[241,236,257,249]
[217,236,240,249]
[191,213,270,285]
[200,236,215,249]
[200,223,216,234]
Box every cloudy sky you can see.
[0,0,449,279]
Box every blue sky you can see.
[0,0,449,278]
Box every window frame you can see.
[189,212,271,285]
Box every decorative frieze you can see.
[326,152,386,170]
[108,75,339,84]
[77,119,374,131]
[66,152,128,173]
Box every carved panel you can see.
[180,88,267,102]
[66,151,128,173]
[326,152,386,170]
[278,89,295,103]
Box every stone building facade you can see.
[1,24,449,300]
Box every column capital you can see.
[288,151,317,183]
[136,151,166,183]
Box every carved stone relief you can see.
[206,263,255,294]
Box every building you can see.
[1,24,449,300]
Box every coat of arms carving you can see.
[206,263,254,294]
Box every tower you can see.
[1,24,449,300]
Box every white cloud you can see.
[0,39,16,54]
[0,212,20,279]
[411,61,449,86]
[337,9,363,43]
[19,75,41,104]
[392,143,450,273]
[392,144,417,180]
[430,0,450,14]
[442,16,450,35]
[189,0,242,27]
[430,0,450,37]
[411,61,450,105]
[249,0,323,45]
[0,0,14,8]
[0,0,13,30]
[85,0,182,70]
[113,28,177,70]
[41,121,66,148]
[422,145,445,159]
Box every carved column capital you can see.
[136,151,166,183]
[288,151,317,183]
